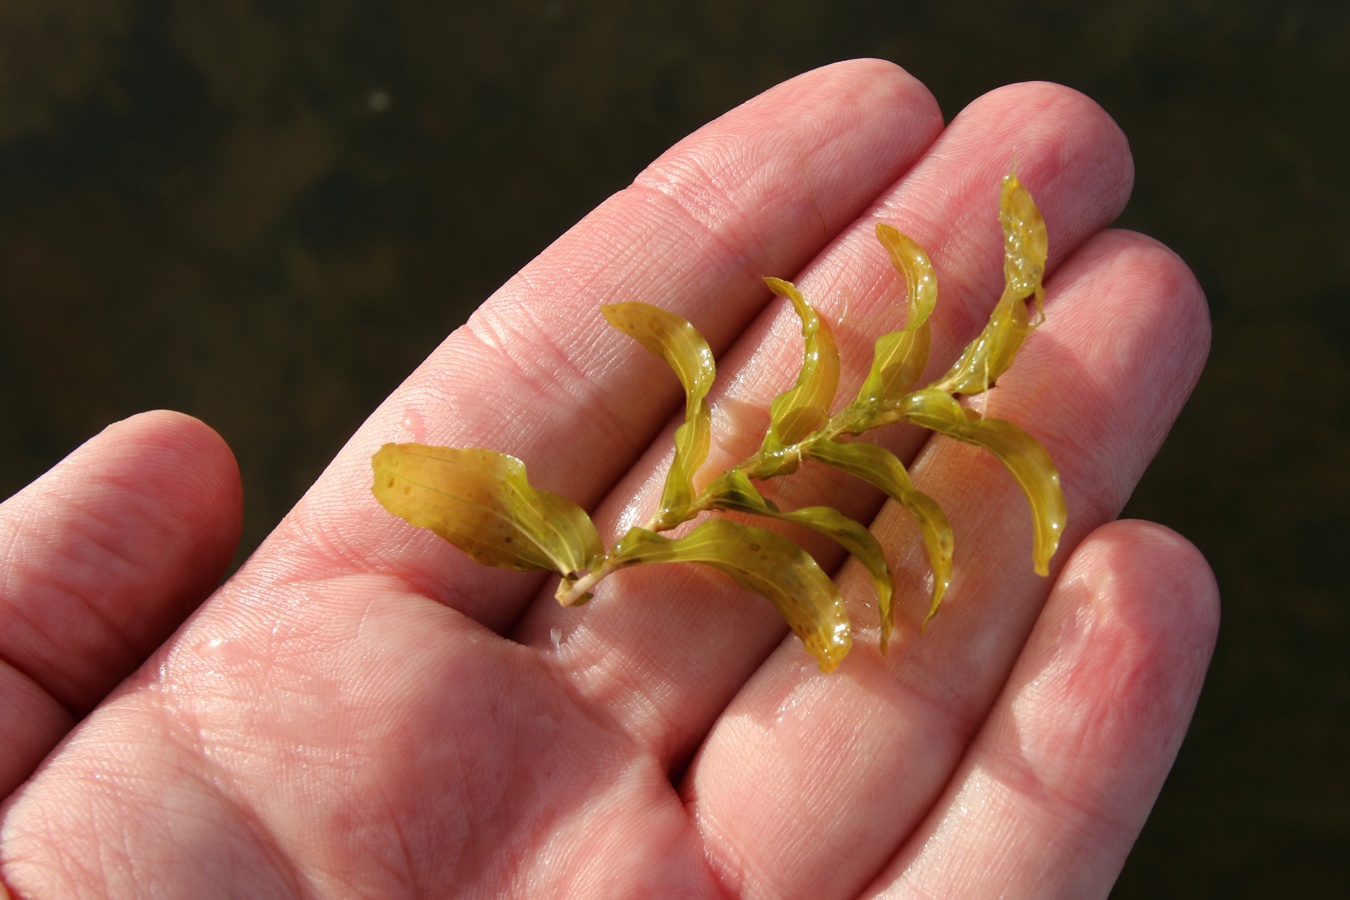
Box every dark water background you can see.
[1,1,1345,894]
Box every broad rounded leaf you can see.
[372,444,603,577]
[804,439,953,633]
[610,518,852,671]
[900,389,1065,574]
[603,302,715,526]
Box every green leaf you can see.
[804,439,953,632]
[836,224,935,433]
[851,321,931,415]
[610,518,853,671]
[371,443,603,577]
[759,276,840,453]
[933,173,1048,397]
[899,388,1065,574]
[603,302,715,527]
[702,469,894,648]
[876,222,938,332]
[998,171,1049,317]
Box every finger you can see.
[275,58,946,631]
[867,521,1219,898]
[514,81,1136,767]
[683,228,1210,898]
[0,410,241,793]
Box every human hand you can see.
[0,60,1217,897]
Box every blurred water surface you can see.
[2,1,1346,894]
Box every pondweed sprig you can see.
[372,172,1065,671]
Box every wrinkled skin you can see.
[0,61,1217,898]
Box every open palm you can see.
[0,60,1217,898]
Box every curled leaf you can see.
[603,302,715,526]
[759,276,840,454]
[702,469,894,647]
[875,222,938,333]
[851,321,931,416]
[900,389,1065,574]
[804,439,953,633]
[610,518,852,671]
[839,224,936,431]
[372,443,603,577]
[998,171,1049,316]
[933,173,1048,397]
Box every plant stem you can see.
[555,556,622,606]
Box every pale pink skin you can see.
[0,60,1216,898]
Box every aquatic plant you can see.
[371,172,1065,672]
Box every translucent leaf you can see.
[371,443,603,577]
[998,171,1049,314]
[838,224,935,432]
[933,280,1031,397]
[875,222,938,333]
[702,469,894,648]
[603,302,715,526]
[610,518,852,671]
[852,321,931,414]
[933,173,1048,397]
[900,388,1065,574]
[759,276,840,451]
[804,439,953,632]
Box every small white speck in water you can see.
[399,408,426,442]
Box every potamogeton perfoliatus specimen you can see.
[372,173,1065,672]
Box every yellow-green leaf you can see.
[900,389,1065,574]
[876,222,938,333]
[998,171,1048,316]
[804,439,953,632]
[932,173,1048,397]
[852,321,931,414]
[603,302,715,526]
[371,443,603,577]
[839,224,935,431]
[610,518,853,671]
[702,469,894,647]
[760,276,840,450]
